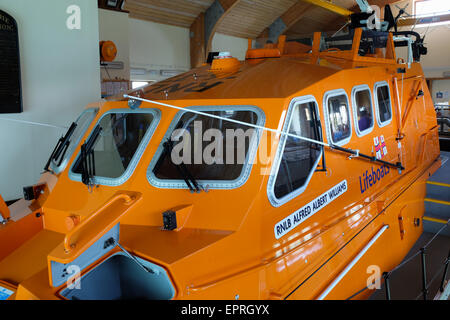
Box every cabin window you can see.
[147,106,265,190]
[50,108,99,174]
[352,85,374,136]
[267,96,323,206]
[374,82,392,127]
[324,90,352,145]
[69,109,160,186]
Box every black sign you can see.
[0,10,22,113]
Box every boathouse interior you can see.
[0,0,448,300]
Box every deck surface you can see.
[429,151,450,185]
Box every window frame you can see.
[146,105,266,190]
[68,108,161,187]
[374,81,393,128]
[323,89,353,146]
[351,84,375,137]
[267,95,323,207]
[50,108,99,174]
[415,0,450,17]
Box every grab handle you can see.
[64,192,140,253]
[317,224,389,300]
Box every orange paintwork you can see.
[0,194,9,221]
[211,56,241,71]
[0,29,441,300]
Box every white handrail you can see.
[317,224,389,300]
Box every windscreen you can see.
[273,101,322,199]
[72,112,155,179]
[152,109,259,182]
[50,108,98,173]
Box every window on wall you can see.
[415,0,450,17]
[353,87,374,135]
[273,101,322,201]
[326,93,351,144]
[375,83,392,126]
[132,81,149,89]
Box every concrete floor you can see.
[428,151,450,186]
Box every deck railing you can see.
[345,219,450,300]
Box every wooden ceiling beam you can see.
[298,0,353,17]
[258,1,315,42]
[126,0,206,17]
[129,12,191,28]
[126,0,198,18]
[125,3,195,23]
[190,0,241,68]
[285,0,405,37]
[257,0,358,43]
[369,0,404,8]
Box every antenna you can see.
[395,2,412,18]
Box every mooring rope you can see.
[123,94,405,171]
[123,94,330,148]
[0,117,68,130]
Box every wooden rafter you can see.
[298,0,353,17]
[258,1,315,42]
[124,0,215,28]
[286,0,405,37]
[190,0,241,68]
[119,0,412,61]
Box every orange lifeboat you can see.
[0,27,443,301]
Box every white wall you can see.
[416,25,450,78]
[127,19,249,82]
[212,33,249,61]
[129,18,190,82]
[392,0,450,104]
[431,79,450,103]
[98,9,130,81]
[0,0,101,200]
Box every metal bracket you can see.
[349,149,360,159]
[393,35,413,68]
[0,217,10,225]
[113,239,155,274]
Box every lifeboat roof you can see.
[126,57,352,101]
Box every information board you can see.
[0,10,22,113]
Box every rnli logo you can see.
[374,135,387,159]
[359,165,390,194]
[274,180,348,239]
